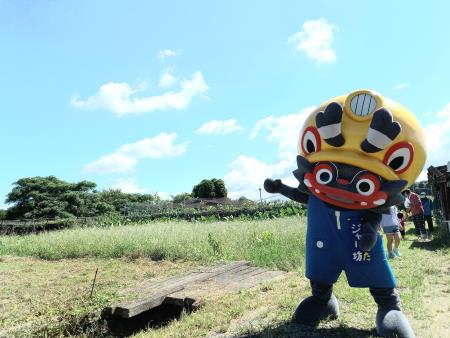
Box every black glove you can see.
[358,223,378,251]
[264,178,282,193]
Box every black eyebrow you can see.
[350,171,384,184]
[329,162,339,178]
[350,169,368,184]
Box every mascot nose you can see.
[337,178,349,185]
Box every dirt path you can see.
[409,262,450,338]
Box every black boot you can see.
[292,281,339,323]
[370,288,415,338]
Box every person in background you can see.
[397,212,406,240]
[420,192,434,233]
[402,189,428,240]
[381,205,402,258]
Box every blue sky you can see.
[1,1,450,206]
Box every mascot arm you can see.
[359,211,382,251]
[264,178,308,204]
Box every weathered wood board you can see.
[104,261,287,319]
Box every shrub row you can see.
[0,201,306,235]
[126,202,305,223]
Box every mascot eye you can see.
[355,174,380,196]
[383,142,414,174]
[314,164,333,185]
[301,127,321,155]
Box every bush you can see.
[192,179,216,198]
[4,176,161,220]
[124,200,306,223]
[192,179,227,198]
[172,193,192,204]
[211,179,227,198]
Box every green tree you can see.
[128,193,161,204]
[192,179,215,198]
[238,196,256,206]
[211,179,227,198]
[0,209,7,219]
[172,192,192,204]
[100,189,161,212]
[99,189,131,212]
[192,179,228,198]
[5,176,112,219]
[99,189,160,213]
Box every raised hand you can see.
[264,178,282,193]
[264,178,308,204]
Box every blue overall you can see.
[305,195,396,288]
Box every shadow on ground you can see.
[236,320,377,338]
[408,228,450,251]
[101,302,197,337]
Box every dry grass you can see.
[134,238,450,338]
[0,256,196,337]
[0,217,306,271]
[0,219,449,337]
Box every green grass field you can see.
[0,217,307,271]
[1,216,449,337]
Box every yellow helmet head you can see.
[299,89,426,187]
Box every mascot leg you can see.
[370,288,415,338]
[292,281,339,323]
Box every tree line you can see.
[1,176,228,220]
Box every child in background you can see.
[381,205,402,258]
[397,212,406,240]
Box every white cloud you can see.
[196,119,244,135]
[288,18,338,65]
[435,103,450,119]
[117,133,187,158]
[111,178,147,194]
[423,103,450,170]
[224,155,297,200]
[83,133,188,174]
[417,170,428,182]
[158,49,180,59]
[84,153,138,175]
[159,68,178,88]
[225,107,314,199]
[156,191,172,200]
[71,71,208,116]
[250,107,315,158]
[393,83,409,90]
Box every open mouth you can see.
[303,173,388,209]
[326,193,355,204]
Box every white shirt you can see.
[380,206,400,227]
[404,198,411,209]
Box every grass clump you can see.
[0,217,307,270]
[1,218,449,337]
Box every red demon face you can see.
[303,163,388,210]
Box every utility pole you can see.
[259,188,262,204]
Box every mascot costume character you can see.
[264,89,425,338]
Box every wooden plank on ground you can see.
[113,285,185,318]
[108,261,251,318]
[121,261,250,298]
[234,270,286,289]
[118,261,250,297]
[105,261,288,319]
